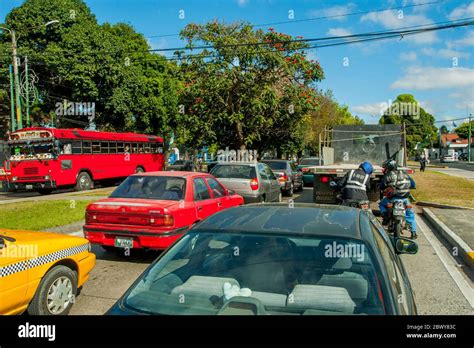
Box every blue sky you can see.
[1,0,473,126]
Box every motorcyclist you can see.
[379,159,417,239]
[336,161,373,207]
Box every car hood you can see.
[0,228,89,264]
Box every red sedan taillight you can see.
[149,214,174,227]
[250,178,259,191]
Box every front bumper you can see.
[77,252,96,288]
[7,180,56,190]
[83,225,190,250]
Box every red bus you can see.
[2,127,164,194]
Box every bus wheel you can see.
[75,172,93,191]
[37,189,53,195]
[135,166,145,173]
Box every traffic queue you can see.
[0,137,419,316]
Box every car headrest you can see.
[287,284,356,313]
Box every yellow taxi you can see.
[0,228,95,315]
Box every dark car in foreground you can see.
[261,160,303,196]
[108,204,418,315]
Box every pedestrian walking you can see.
[419,153,427,172]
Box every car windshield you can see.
[122,232,385,315]
[262,161,287,170]
[210,165,256,179]
[110,176,186,200]
[300,158,320,165]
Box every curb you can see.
[423,208,474,269]
[416,201,474,210]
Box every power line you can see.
[145,0,447,39]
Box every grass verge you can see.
[411,170,474,208]
[0,200,94,231]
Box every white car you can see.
[441,154,457,163]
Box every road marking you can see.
[417,216,474,308]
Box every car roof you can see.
[261,159,290,163]
[134,171,208,178]
[193,203,363,239]
[212,161,257,166]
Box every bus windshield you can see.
[9,142,56,160]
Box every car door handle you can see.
[197,206,202,211]
[217,202,222,207]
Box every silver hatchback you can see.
[210,162,282,204]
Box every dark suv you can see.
[261,160,303,196]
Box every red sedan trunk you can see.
[83,171,244,250]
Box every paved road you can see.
[68,187,474,315]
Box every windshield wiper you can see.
[0,234,16,242]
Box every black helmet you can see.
[382,159,397,171]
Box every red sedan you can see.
[83,171,244,250]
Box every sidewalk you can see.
[423,207,474,269]
[429,208,474,251]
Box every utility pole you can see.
[11,30,22,129]
[9,65,16,132]
[24,56,30,127]
[468,113,472,163]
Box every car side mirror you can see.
[394,237,418,254]
[227,189,235,195]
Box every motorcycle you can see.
[386,198,407,238]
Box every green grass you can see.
[72,188,115,197]
[0,200,94,231]
[411,171,474,208]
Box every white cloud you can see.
[448,2,474,20]
[399,52,417,61]
[449,30,474,47]
[351,102,386,117]
[421,47,470,59]
[237,0,248,7]
[450,90,474,110]
[391,66,474,90]
[308,3,356,21]
[360,10,437,43]
[326,28,352,36]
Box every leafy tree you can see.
[439,125,449,134]
[378,94,437,154]
[0,0,181,138]
[302,90,363,155]
[177,22,324,155]
[455,121,474,139]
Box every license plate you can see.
[114,237,133,249]
[26,184,33,190]
[393,209,405,216]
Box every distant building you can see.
[440,133,474,158]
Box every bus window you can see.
[83,141,92,154]
[132,143,138,154]
[62,143,72,155]
[109,142,117,154]
[92,141,101,154]
[138,143,144,154]
[72,141,82,154]
[101,142,109,154]
[117,142,124,154]
[124,143,131,153]
[144,143,151,154]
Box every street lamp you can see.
[0,20,59,131]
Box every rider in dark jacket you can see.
[379,159,417,239]
[337,161,373,206]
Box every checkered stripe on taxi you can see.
[0,243,89,278]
